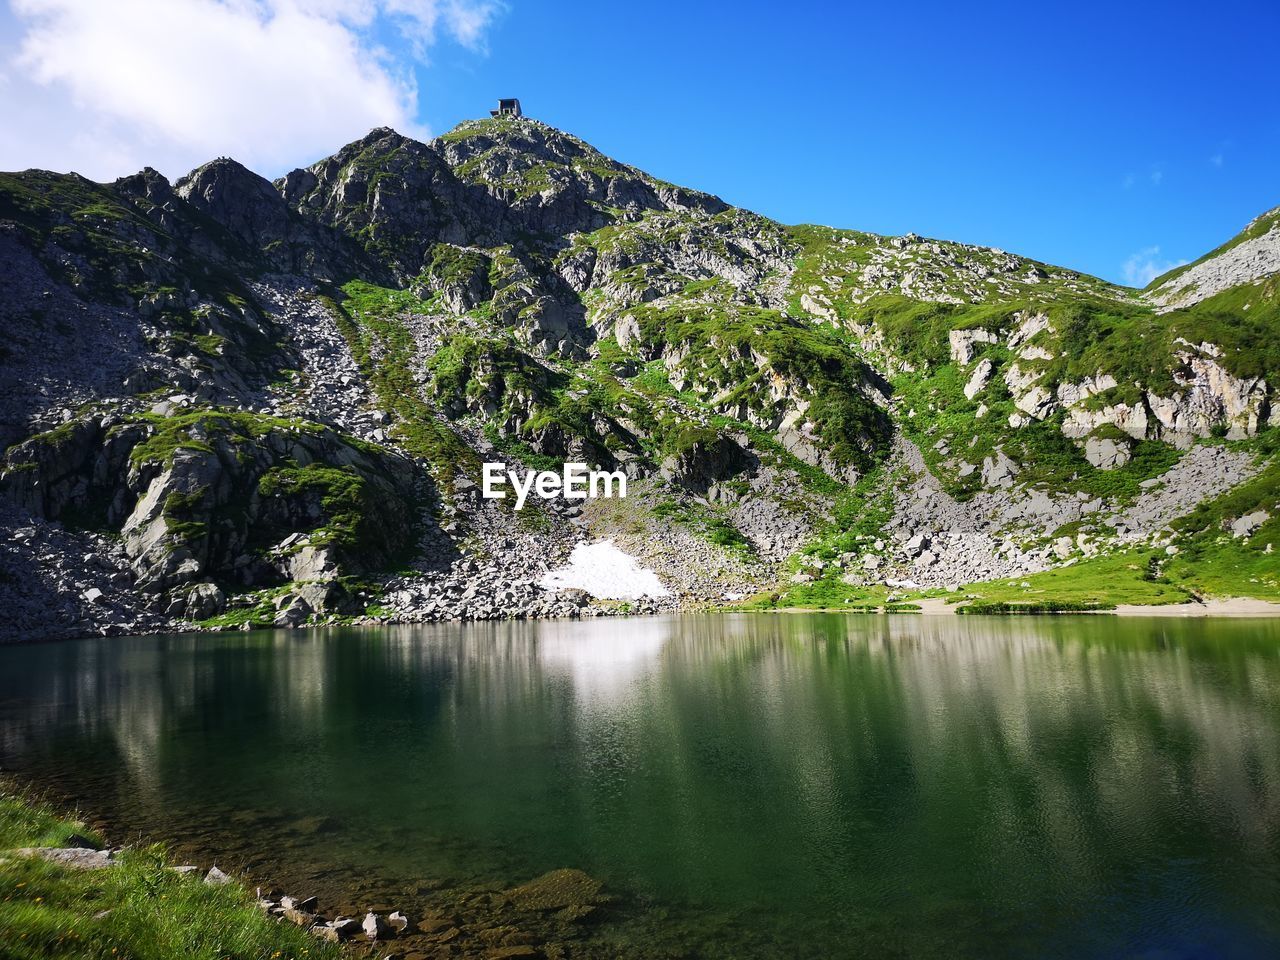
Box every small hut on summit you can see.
[491,98,522,118]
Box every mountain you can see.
[2,113,1279,641]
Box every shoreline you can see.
[750,596,1280,618]
[1111,598,1280,617]
[0,778,621,958]
[917,596,1280,617]
[10,595,1280,646]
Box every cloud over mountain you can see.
[1,0,499,179]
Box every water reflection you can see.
[2,614,1280,958]
[533,617,668,707]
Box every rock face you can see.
[955,315,1272,448]
[2,112,1279,641]
[659,433,751,494]
[1,408,419,627]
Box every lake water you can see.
[2,613,1280,958]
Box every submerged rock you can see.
[505,868,604,912]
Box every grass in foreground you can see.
[0,790,340,960]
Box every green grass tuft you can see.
[0,790,340,960]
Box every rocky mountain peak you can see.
[176,157,287,234]
[177,156,274,201]
[165,154,358,276]
[429,115,728,232]
[110,167,179,218]
[273,125,496,280]
[433,116,623,173]
[114,165,171,194]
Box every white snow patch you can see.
[538,540,671,600]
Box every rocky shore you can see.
[8,797,625,960]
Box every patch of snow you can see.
[538,539,671,600]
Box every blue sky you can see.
[3,0,1278,285]
[414,0,1280,285]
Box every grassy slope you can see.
[955,551,1188,611]
[742,540,1280,615]
[749,225,1280,610]
[0,790,339,960]
[744,428,1280,613]
[1147,205,1280,291]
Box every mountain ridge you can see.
[2,113,1279,641]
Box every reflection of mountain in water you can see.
[2,614,1279,959]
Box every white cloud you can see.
[1210,152,1224,168]
[1,0,500,181]
[1149,167,1163,186]
[1122,246,1187,288]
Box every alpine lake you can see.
[2,612,1279,959]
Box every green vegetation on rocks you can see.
[628,302,892,474]
[1148,206,1280,290]
[328,281,477,486]
[257,462,401,560]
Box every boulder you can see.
[15,847,115,870]
[363,912,389,940]
[963,358,994,400]
[904,531,930,555]
[178,582,225,620]
[282,907,317,927]
[1232,510,1269,538]
[1084,436,1132,470]
[316,917,362,942]
[981,450,1019,489]
[387,911,412,935]
[285,542,340,582]
[948,328,998,364]
[273,595,315,627]
[554,587,592,606]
